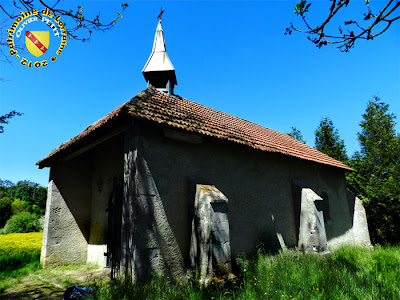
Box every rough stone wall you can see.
[88,135,124,266]
[138,124,356,264]
[41,134,124,268]
[121,127,185,282]
[41,180,89,266]
[89,136,123,245]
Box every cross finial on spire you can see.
[157,7,165,20]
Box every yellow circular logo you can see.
[6,8,68,68]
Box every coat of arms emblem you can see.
[25,31,50,57]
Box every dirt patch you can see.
[1,267,111,299]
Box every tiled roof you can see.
[37,87,354,171]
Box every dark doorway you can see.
[106,179,123,279]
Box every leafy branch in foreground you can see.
[0,111,23,133]
[286,0,400,52]
[0,0,129,42]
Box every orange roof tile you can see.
[37,87,354,171]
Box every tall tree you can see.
[355,96,400,244]
[315,117,348,163]
[287,126,306,143]
[286,0,400,52]
[0,196,12,228]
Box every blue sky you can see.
[1,0,399,187]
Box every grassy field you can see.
[1,233,400,299]
[0,232,42,292]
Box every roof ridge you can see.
[37,87,354,171]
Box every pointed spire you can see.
[143,19,177,95]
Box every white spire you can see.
[142,19,177,95]
[142,20,175,73]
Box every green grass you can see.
[1,239,400,299]
[0,233,43,292]
[0,251,40,272]
[93,245,400,300]
[0,252,41,292]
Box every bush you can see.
[3,212,42,234]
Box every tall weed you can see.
[94,245,400,299]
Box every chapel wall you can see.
[89,134,124,245]
[139,124,354,265]
[87,134,124,266]
[41,153,92,266]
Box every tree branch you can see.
[287,0,400,52]
[1,0,128,42]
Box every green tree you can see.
[0,196,13,228]
[354,96,400,244]
[287,126,306,143]
[15,181,47,215]
[11,198,29,214]
[315,117,349,163]
[0,179,47,216]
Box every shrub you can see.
[3,212,42,234]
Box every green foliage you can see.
[0,251,40,272]
[0,179,47,229]
[0,197,12,228]
[287,126,306,143]
[0,258,41,292]
[313,98,400,244]
[1,242,400,299]
[0,111,23,134]
[3,212,42,234]
[350,97,400,244]
[315,117,349,163]
[294,0,311,16]
[13,181,47,215]
[11,198,29,215]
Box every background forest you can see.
[0,180,47,234]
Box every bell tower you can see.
[142,10,177,95]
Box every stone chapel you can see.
[37,18,371,282]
